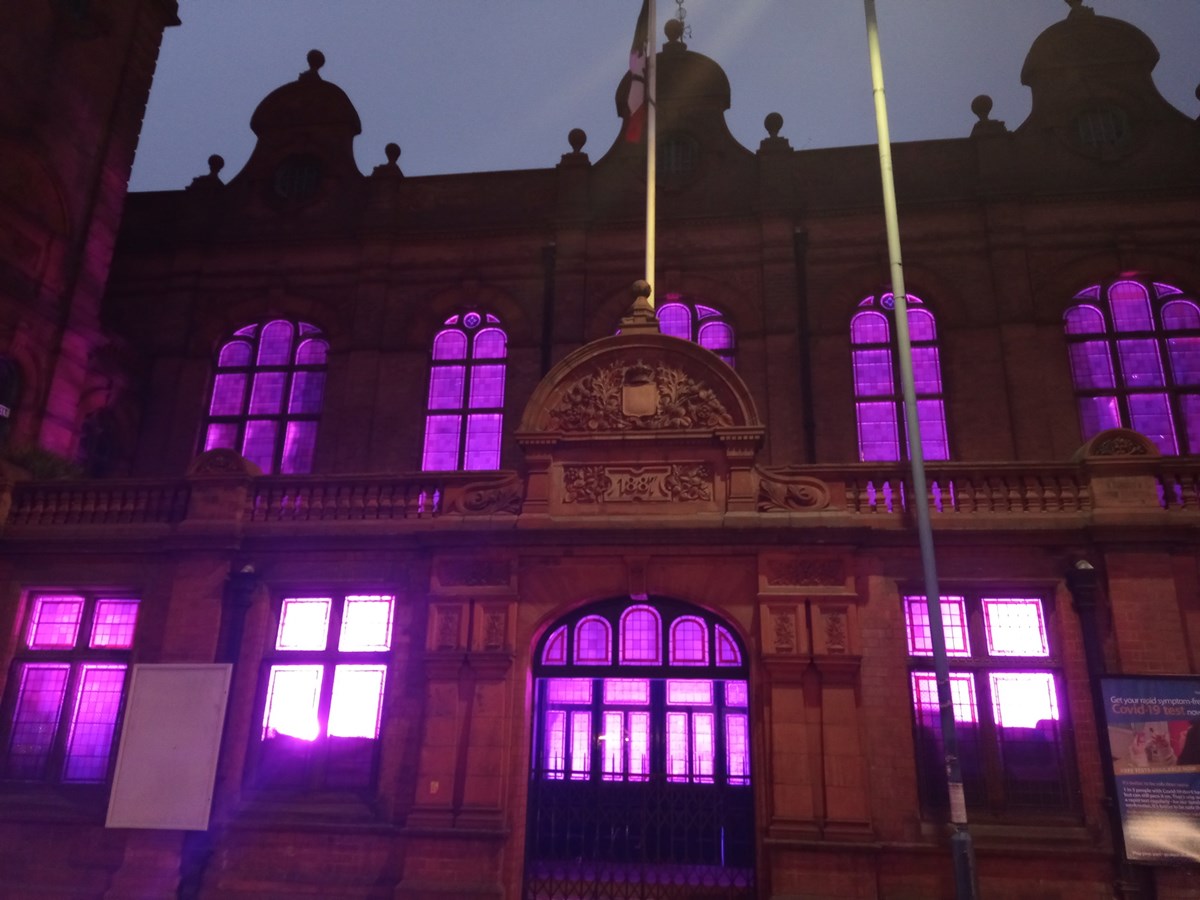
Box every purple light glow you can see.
[542,626,567,665]
[904,596,970,657]
[669,617,707,665]
[204,320,328,474]
[569,710,591,780]
[26,595,84,649]
[6,663,68,778]
[982,597,1048,657]
[852,296,949,461]
[63,664,127,782]
[422,318,507,470]
[276,597,331,651]
[89,599,139,649]
[1066,280,1200,454]
[338,595,394,651]
[620,606,661,664]
[715,626,741,666]
[262,665,322,741]
[911,671,978,724]
[574,617,611,665]
[327,665,386,738]
[990,672,1059,728]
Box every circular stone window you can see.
[272,154,324,203]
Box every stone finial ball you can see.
[385,143,401,164]
[307,49,325,72]
[207,154,225,175]
[764,112,783,138]
[632,279,652,300]
[971,94,993,120]
[664,18,683,42]
[568,128,587,152]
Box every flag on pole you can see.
[621,0,650,142]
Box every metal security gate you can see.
[523,776,754,900]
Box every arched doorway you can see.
[523,597,754,899]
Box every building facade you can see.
[1,3,1199,899]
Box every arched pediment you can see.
[517,332,764,518]
[519,333,761,435]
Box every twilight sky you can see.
[129,1,1200,192]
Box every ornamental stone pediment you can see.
[516,331,763,517]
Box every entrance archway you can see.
[523,597,755,899]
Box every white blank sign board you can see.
[106,664,232,830]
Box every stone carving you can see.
[446,474,523,514]
[483,609,506,651]
[435,606,461,650]
[563,463,713,504]
[549,360,734,432]
[757,467,831,511]
[664,463,713,501]
[187,448,262,477]
[770,607,797,653]
[1093,434,1149,457]
[563,465,614,503]
[823,608,848,654]
[437,560,510,587]
[765,557,846,587]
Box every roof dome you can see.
[249,50,362,138]
[1020,2,1158,88]
[615,19,731,121]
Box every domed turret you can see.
[227,50,364,206]
[249,49,362,139]
[1017,0,1188,146]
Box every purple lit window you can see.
[26,595,84,649]
[904,595,970,657]
[851,294,949,461]
[258,592,395,789]
[203,320,328,474]
[532,601,751,799]
[669,617,707,665]
[1064,278,1200,455]
[542,626,567,665]
[619,606,661,664]
[89,599,139,649]
[63,664,129,782]
[982,598,1048,657]
[575,617,612,665]
[715,626,741,666]
[907,592,1068,815]
[422,313,507,470]
[5,593,139,783]
[621,297,737,367]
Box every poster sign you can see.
[1100,675,1200,865]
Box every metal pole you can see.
[862,3,977,897]
[644,0,657,305]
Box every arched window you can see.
[850,293,949,462]
[618,296,736,367]
[203,320,328,474]
[526,598,753,897]
[1064,278,1200,455]
[422,312,506,470]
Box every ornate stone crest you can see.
[549,360,733,432]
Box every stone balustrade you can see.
[1,454,1196,534]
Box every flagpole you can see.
[862,2,977,897]
[644,0,657,306]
